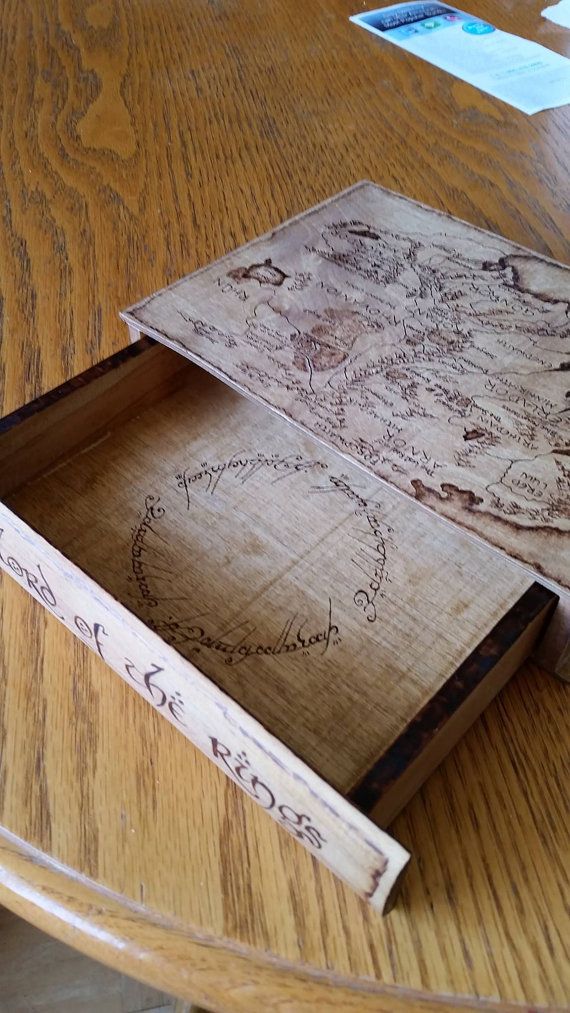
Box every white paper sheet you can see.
[542,0,570,29]
[350,2,570,114]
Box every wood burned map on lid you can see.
[122,181,570,593]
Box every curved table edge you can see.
[0,828,562,1013]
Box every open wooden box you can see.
[0,182,567,912]
[0,337,557,912]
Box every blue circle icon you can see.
[463,21,495,34]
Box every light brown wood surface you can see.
[0,0,568,1009]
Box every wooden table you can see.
[0,2,568,1009]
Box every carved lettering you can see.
[209,738,325,847]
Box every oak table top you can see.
[0,1,568,1010]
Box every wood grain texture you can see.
[0,338,188,497]
[0,0,568,1007]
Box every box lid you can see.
[121,181,570,601]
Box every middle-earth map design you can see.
[123,181,570,595]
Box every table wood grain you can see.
[0,1,568,1009]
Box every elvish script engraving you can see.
[127,450,395,669]
[123,182,570,593]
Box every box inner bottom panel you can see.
[8,361,531,794]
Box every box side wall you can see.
[352,592,556,826]
[0,341,188,497]
[0,501,409,913]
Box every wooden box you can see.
[0,182,567,913]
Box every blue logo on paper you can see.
[463,21,495,34]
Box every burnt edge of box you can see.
[0,337,155,434]
[347,582,557,816]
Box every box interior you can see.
[5,345,533,796]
